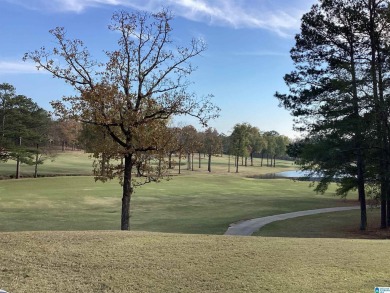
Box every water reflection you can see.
[250,170,321,180]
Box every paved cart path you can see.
[224,206,360,236]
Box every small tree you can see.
[264,131,278,167]
[0,83,51,177]
[164,127,181,170]
[25,10,219,230]
[204,127,222,172]
[230,123,250,173]
[274,135,290,166]
[247,125,263,166]
[33,143,57,178]
[179,125,199,171]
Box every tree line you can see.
[16,9,292,230]
[276,0,390,230]
[0,82,290,178]
[0,83,87,176]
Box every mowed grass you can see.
[0,150,295,178]
[0,152,387,293]
[0,173,356,234]
[255,208,389,238]
[0,231,388,293]
[2,151,353,234]
[0,151,94,177]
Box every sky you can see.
[0,0,317,138]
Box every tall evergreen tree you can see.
[0,83,51,178]
[274,0,390,230]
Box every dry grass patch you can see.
[0,231,388,292]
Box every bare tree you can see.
[25,10,219,230]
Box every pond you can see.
[251,170,322,180]
[277,170,315,178]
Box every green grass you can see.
[0,151,94,178]
[0,152,387,292]
[0,150,296,178]
[0,174,356,234]
[0,231,388,292]
[254,208,388,238]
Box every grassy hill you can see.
[0,151,387,293]
[0,173,356,234]
[0,231,387,292]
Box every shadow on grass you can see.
[254,208,390,239]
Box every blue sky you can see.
[0,0,317,138]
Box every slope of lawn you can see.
[255,208,388,238]
[0,174,356,234]
[0,151,94,178]
[0,152,386,293]
[0,231,387,293]
[0,150,295,178]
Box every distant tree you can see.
[195,130,205,169]
[204,127,222,172]
[33,143,57,178]
[247,126,263,166]
[0,83,51,178]
[25,10,219,230]
[220,133,233,172]
[230,123,250,173]
[179,125,199,171]
[274,135,290,166]
[165,127,181,170]
[264,131,278,167]
[50,119,82,151]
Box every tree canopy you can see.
[25,10,219,230]
[0,83,51,177]
[275,0,390,230]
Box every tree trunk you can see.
[208,154,211,172]
[387,198,390,227]
[158,157,162,177]
[235,155,239,173]
[381,197,387,229]
[16,156,20,179]
[198,152,201,168]
[349,41,367,230]
[191,152,194,171]
[34,143,39,178]
[228,154,231,172]
[261,154,263,167]
[178,152,182,174]
[356,152,367,230]
[250,152,254,166]
[121,154,133,230]
[273,155,276,167]
[377,47,389,229]
[367,0,387,229]
[101,152,107,177]
[15,136,21,179]
[168,152,172,169]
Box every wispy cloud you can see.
[0,61,44,74]
[6,0,316,36]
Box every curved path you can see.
[224,206,360,236]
